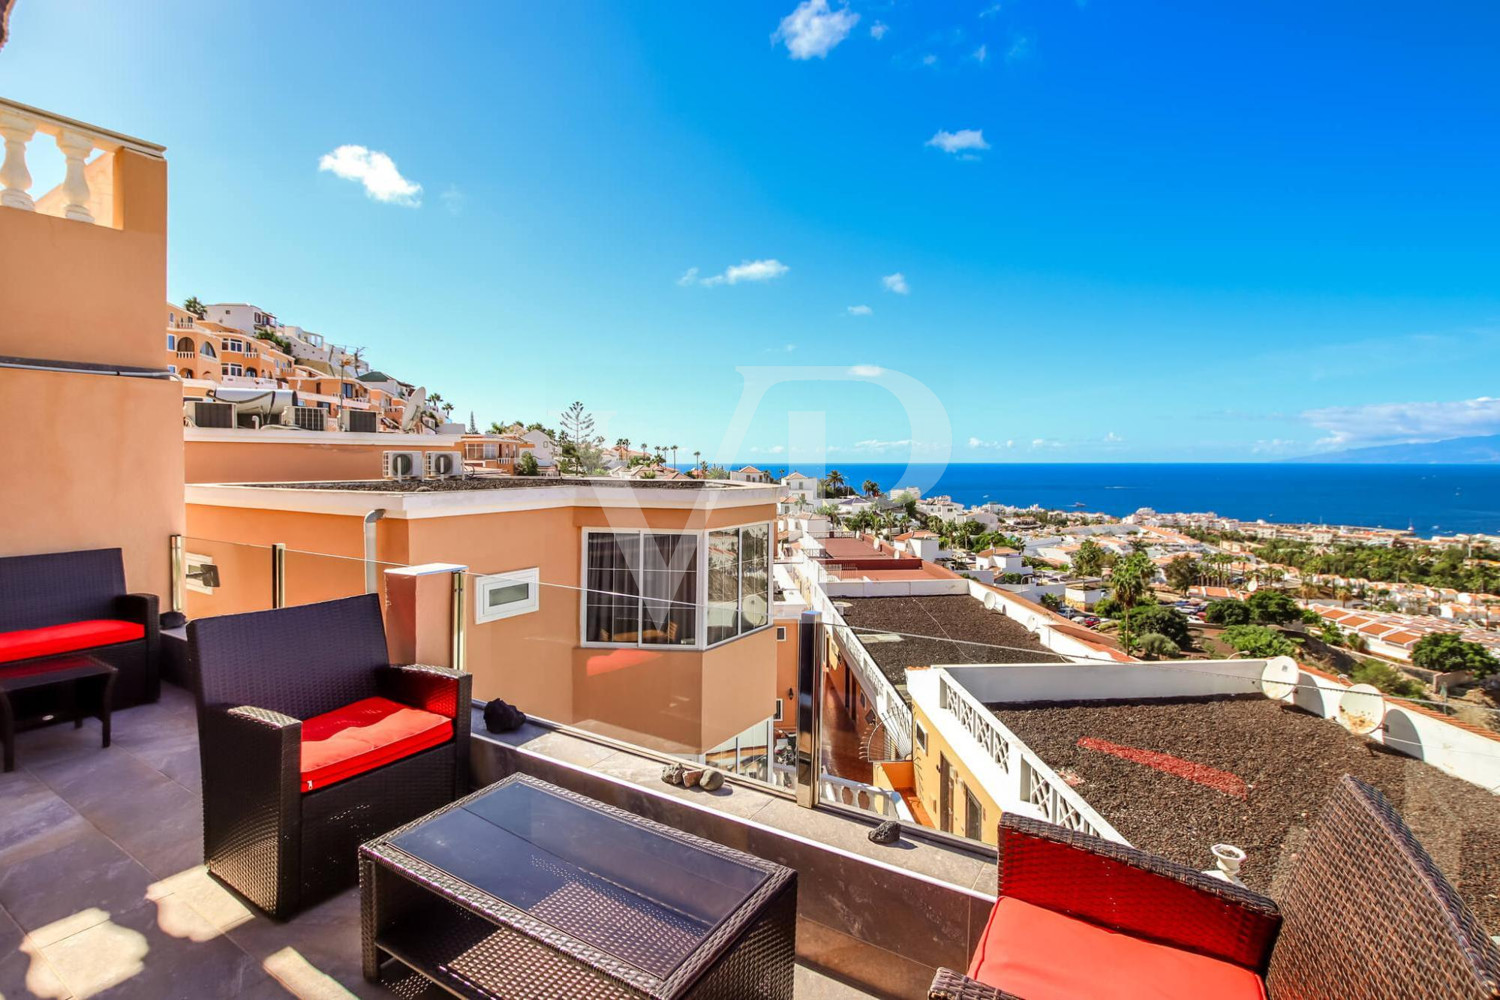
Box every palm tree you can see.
[823,469,846,497]
[862,479,882,498]
[670,444,679,469]
[693,449,702,470]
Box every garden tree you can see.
[1109,552,1156,652]
[615,437,630,448]
[1129,537,1151,555]
[1039,593,1064,611]
[862,480,882,498]
[1164,555,1199,596]
[467,411,478,434]
[1411,633,1497,680]
[557,401,604,474]
[1135,633,1181,661]
[1317,620,1346,647]
[183,296,207,319]
[1220,624,1297,659]
[488,421,507,435]
[1073,539,1105,577]
[515,452,540,476]
[1125,605,1192,649]
[703,464,730,479]
[1204,599,1252,626]
[1245,589,1302,625]
[1349,659,1425,699]
[821,469,849,497]
[1093,596,1123,619]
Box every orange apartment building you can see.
[180,477,783,759]
[1,98,183,602]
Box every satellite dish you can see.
[1337,683,1387,736]
[401,387,427,433]
[1259,656,1299,702]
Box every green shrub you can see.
[1349,659,1425,699]
[1135,632,1181,660]
[1204,599,1252,626]
[1220,624,1297,658]
[1245,590,1302,625]
[1125,605,1192,649]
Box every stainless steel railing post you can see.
[795,609,822,808]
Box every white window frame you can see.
[776,626,787,641]
[474,568,540,623]
[578,524,773,652]
[166,333,175,350]
[774,698,785,722]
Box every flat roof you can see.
[244,476,743,493]
[819,537,889,561]
[990,695,1500,929]
[839,595,1063,696]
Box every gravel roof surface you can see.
[240,476,736,492]
[990,696,1500,930]
[839,596,1064,697]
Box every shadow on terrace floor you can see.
[0,686,873,999]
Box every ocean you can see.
[734,463,1500,536]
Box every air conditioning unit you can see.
[425,451,464,478]
[185,399,234,428]
[383,450,424,480]
[339,409,378,433]
[283,405,328,431]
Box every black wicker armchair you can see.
[931,775,1500,1000]
[189,594,470,920]
[0,547,159,708]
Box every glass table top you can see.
[389,780,770,979]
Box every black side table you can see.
[0,654,117,771]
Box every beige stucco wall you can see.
[187,438,405,483]
[0,150,180,602]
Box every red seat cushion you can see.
[299,696,452,793]
[0,620,145,664]
[969,897,1267,1000]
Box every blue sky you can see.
[4,1,1499,464]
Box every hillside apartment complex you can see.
[4,94,1500,998]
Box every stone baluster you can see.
[54,130,96,222]
[0,110,35,210]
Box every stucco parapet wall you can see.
[185,428,436,445]
[185,479,781,519]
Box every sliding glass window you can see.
[584,531,697,646]
[707,524,772,646]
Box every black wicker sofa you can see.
[0,547,160,708]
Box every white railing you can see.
[771,764,913,821]
[934,671,1124,843]
[0,98,163,225]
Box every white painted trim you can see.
[185,481,780,519]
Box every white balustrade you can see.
[769,764,912,821]
[0,97,164,225]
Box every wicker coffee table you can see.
[360,774,797,999]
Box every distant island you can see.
[1292,434,1500,465]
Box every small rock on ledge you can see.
[868,820,902,845]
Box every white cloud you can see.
[681,259,790,287]
[926,129,990,155]
[973,44,988,62]
[848,365,884,377]
[980,3,1003,17]
[318,145,422,206]
[1006,35,1033,62]
[968,436,1015,449]
[749,444,787,455]
[881,272,909,295]
[1103,431,1124,443]
[847,304,873,316]
[439,185,465,216]
[773,0,859,60]
[1251,439,1302,455]
[869,21,888,39]
[1030,438,1063,449]
[1301,396,1500,449]
[853,438,913,453]
[921,53,939,66]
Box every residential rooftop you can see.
[838,595,1065,697]
[989,694,1500,929]
[240,475,754,493]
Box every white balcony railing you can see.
[935,672,1123,843]
[0,97,164,225]
[771,765,913,821]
